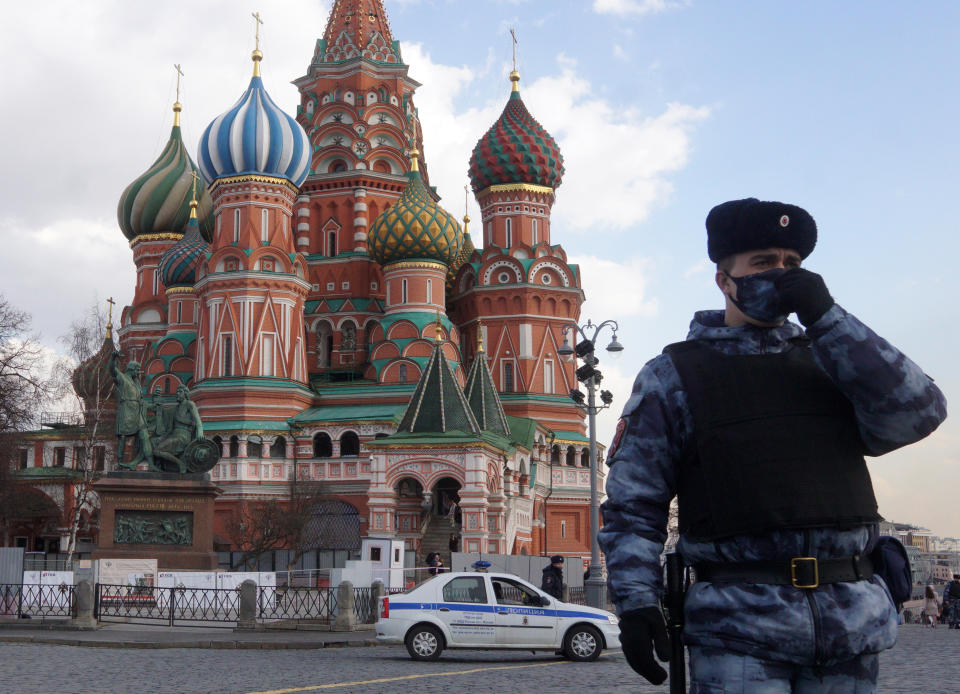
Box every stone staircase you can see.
[419,513,458,571]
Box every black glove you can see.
[774,267,834,327]
[619,606,670,685]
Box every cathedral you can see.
[15,0,602,567]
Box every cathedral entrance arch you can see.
[394,476,425,535]
[432,476,461,520]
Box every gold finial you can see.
[189,171,200,218]
[409,147,420,173]
[106,297,116,339]
[509,29,520,92]
[252,12,264,76]
[476,319,484,353]
[173,64,184,126]
[435,311,443,343]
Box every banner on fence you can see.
[450,553,585,587]
[95,558,158,588]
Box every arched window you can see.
[316,322,333,367]
[503,362,515,393]
[313,432,332,458]
[566,446,576,466]
[373,159,391,174]
[261,208,269,244]
[551,445,560,464]
[531,218,538,245]
[581,450,590,467]
[426,279,432,304]
[328,230,337,256]
[401,278,408,303]
[212,436,223,457]
[505,218,513,248]
[270,436,286,458]
[229,435,239,458]
[340,431,360,457]
[329,159,348,173]
[233,209,241,243]
[398,363,407,383]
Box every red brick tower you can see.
[292,0,435,382]
[451,70,586,437]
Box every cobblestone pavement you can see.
[0,625,954,693]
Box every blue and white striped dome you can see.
[197,57,311,187]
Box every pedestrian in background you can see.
[924,585,941,628]
[541,555,564,599]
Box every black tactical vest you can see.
[664,339,880,541]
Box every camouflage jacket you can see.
[599,305,947,665]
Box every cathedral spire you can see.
[320,0,398,64]
[464,342,511,437]
[396,340,480,435]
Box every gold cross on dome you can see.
[464,184,469,216]
[190,170,200,203]
[252,12,263,50]
[510,28,518,72]
[173,64,184,102]
[106,297,116,324]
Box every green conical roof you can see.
[396,340,480,435]
[464,349,510,437]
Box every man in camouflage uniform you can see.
[599,198,947,693]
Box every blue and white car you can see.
[376,571,620,661]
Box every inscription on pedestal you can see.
[115,511,193,545]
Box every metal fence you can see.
[567,587,586,605]
[96,584,239,627]
[258,586,337,622]
[354,587,377,623]
[0,584,75,620]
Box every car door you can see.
[490,576,559,647]
[435,575,494,646]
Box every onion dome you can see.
[71,324,116,415]
[197,50,310,188]
[468,71,564,193]
[368,150,463,266]
[158,200,208,289]
[446,214,475,288]
[118,102,214,242]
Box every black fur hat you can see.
[706,198,817,262]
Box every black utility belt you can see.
[693,554,873,590]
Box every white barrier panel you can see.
[217,572,276,610]
[21,571,40,605]
[157,571,218,609]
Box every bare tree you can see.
[0,295,51,432]
[225,482,332,571]
[51,301,116,565]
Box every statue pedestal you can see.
[92,472,222,570]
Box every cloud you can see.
[593,0,687,16]
[571,255,659,319]
[683,258,714,278]
[613,44,628,61]
[402,46,710,232]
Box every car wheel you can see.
[405,624,443,661]
[563,624,602,662]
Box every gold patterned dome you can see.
[368,151,463,266]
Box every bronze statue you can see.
[109,353,219,475]
[109,351,155,470]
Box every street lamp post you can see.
[557,319,622,609]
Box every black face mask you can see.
[725,268,788,324]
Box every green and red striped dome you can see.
[469,74,564,193]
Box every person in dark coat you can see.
[944,574,960,628]
[600,198,947,692]
[541,555,564,599]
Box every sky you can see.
[1,0,957,537]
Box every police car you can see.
[376,571,620,661]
